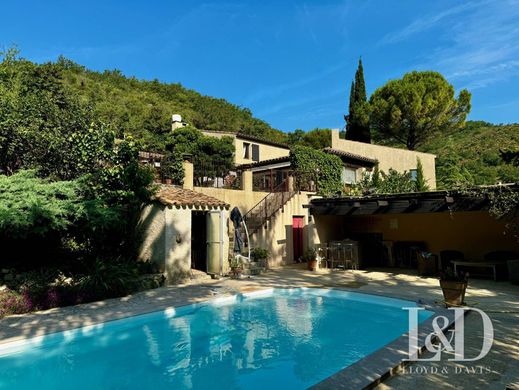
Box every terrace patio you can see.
[1,266,518,389]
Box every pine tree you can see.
[415,158,429,192]
[345,59,371,143]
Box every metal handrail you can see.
[243,177,296,235]
[243,178,291,220]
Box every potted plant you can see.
[229,255,243,278]
[304,248,318,271]
[250,248,270,269]
[418,251,437,276]
[439,268,469,306]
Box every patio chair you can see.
[439,250,464,271]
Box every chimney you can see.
[171,114,186,131]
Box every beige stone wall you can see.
[164,207,192,282]
[195,186,320,267]
[313,211,519,261]
[249,192,317,267]
[200,130,290,165]
[233,138,289,165]
[331,129,437,189]
[137,204,166,270]
[139,203,230,282]
[195,187,269,215]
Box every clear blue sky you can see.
[2,0,519,132]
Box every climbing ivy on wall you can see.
[289,145,343,196]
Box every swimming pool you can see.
[0,288,432,389]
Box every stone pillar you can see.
[183,160,194,190]
[242,169,253,192]
[287,175,295,192]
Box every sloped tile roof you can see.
[323,147,378,165]
[154,186,229,209]
[236,156,291,170]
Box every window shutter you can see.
[252,144,260,162]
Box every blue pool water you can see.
[0,288,432,389]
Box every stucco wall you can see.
[233,137,290,165]
[137,204,166,271]
[200,130,290,166]
[250,192,317,267]
[331,129,437,189]
[195,187,268,215]
[195,186,321,267]
[139,203,231,282]
[165,207,192,281]
[313,211,519,261]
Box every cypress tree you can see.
[345,59,371,143]
[415,158,429,192]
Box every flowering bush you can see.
[0,289,30,318]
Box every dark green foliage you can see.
[0,171,82,239]
[57,56,286,149]
[168,127,234,181]
[0,49,96,177]
[290,145,343,196]
[250,247,270,262]
[370,71,471,150]
[378,169,417,194]
[415,158,429,192]
[77,258,139,299]
[345,59,371,143]
[370,165,381,188]
[500,149,519,167]
[420,121,519,188]
[160,153,184,184]
[0,49,155,274]
[354,167,417,195]
[287,128,331,149]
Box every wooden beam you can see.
[345,202,361,215]
[403,199,420,213]
[374,200,389,214]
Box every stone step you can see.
[242,266,265,276]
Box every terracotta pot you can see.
[308,259,318,271]
[418,255,437,276]
[231,267,242,277]
[440,279,468,306]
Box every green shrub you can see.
[77,259,139,299]
[250,248,270,261]
[290,145,343,196]
[0,289,30,318]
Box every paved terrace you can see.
[1,265,518,389]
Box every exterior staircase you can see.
[242,178,296,236]
[227,178,296,276]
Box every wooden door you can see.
[293,216,304,263]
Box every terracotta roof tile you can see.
[323,147,378,165]
[154,186,229,209]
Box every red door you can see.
[293,216,304,263]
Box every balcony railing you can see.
[193,161,240,189]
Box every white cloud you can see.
[380,2,481,45]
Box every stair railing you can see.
[242,177,296,235]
